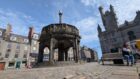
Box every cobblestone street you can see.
[0,62,139,79]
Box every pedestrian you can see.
[122,43,134,66]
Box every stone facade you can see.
[80,46,98,62]
[0,24,39,69]
[37,23,81,64]
[98,5,140,54]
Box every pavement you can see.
[0,62,139,79]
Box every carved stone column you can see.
[75,38,78,62]
[73,43,76,62]
[49,38,54,64]
[76,40,80,61]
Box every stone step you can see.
[33,61,81,68]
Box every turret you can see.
[99,5,118,31]
[110,4,115,13]
[99,6,104,16]
[134,10,140,23]
[99,6,106,26]
[97,24,102,33]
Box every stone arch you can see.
[37,23,81,64]
[43,47,50,61]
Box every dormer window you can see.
[10,36,17,41]
[24,39,28,43]
[33,34,39,39]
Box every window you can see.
[33,47,36,51]
[8,62,15,67]
[24,39,28,43]
[7,44,11,48]
[10,36,17,41]
[24,46,28,50]
[5,49,11,58]
[33,41,37,45]
[23,51,28,58]
[23,54,27,58]
[22,61,26,64]
[5,53,9,58]
[0,31,2,36]
[16,44,20,49]
[15,50,19,58]
[33,34,39,39]
[127,31,136,41]
[14,53,18,58]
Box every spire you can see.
[99,6,106,26]
[110,4,114,13]
[99,6,104,16]
[134,10,140,23]
[125,20,129,25]
[59,10,63,23]
[97,24,102,33]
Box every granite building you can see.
[98,5,140,54]
[0,24,39,70]
[80,46,98,62]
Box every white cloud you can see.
[75,17,98,45]
[81,0,94,6]
[81,0,140,24]
[0,9,43,36]
[108,0,140,24]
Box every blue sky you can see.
[0,0,140,58]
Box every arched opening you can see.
[37,23,81,64]
[127,31,136,41]
[68,47,74,61]
[43,47,49,61]
[54,49,58,61]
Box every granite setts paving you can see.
[0,62,139,79]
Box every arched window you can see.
[127,31,136,41]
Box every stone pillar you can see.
[73,45,76,61]
[77,40,80,61]
[49,38,54,64]
[72,38,78,62]
[75,38,78,62]
[37,43,45,63]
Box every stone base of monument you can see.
[33,61,85,68]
